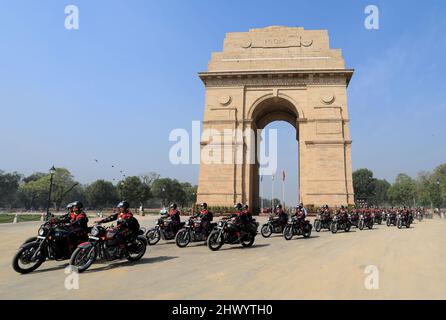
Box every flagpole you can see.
[260,175,263,212]
[271,173,275,210]
[282,170,285,209]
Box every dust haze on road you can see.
[1,215,445,299]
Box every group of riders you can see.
[13,199,425,274]
[27,200,425,252]
[156,202,254,242]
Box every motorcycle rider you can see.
[193,203,213,236]
[299,202,308,217]
[275,204,288,227]
[338,205,349,224]
[226,203,249,239]
[97,201,140,249]
[350,207,359,223]
[55,201,89,250]
[243,204,253,221]
[167,203,181,234]
[293,204,306,228]
[321,205,331,221]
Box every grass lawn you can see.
[0,214,42,224]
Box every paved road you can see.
[1,215,445,299]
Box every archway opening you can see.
[249,97,300,214]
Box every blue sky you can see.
[0,0,445,204]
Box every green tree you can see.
[152,178,185,207]
[16,168,80,210]
[117,176,151,209]
[387,173,417,206]
[85,180,119,209]
[353,168,376,204]
[17,178,49,209]
[416,171,434,207]
[431,164,446,208]
[370,179,390,206]
[180,182,197,207]
[0,170,22,208]
[51,168,80,211]
[23,172,45,183]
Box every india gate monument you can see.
[196,26,354,211]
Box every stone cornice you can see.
[305,140,352,145]
[199,69,354,87]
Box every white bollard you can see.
[40,213,45,222]
[13,214,18,224]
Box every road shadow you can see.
[148,241,176,246]
[290,235,320,241]
[85,256,178,273]
[219,243,270,251]
[29,263,70,274]
[331,229,357,235]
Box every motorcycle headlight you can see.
[91,227,100,237]
[38,226,46,236]
[218,221,223,227]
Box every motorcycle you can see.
[314,213,332,232]
[386,212,397,226]
[358,213,373,230]
[145,217,185,245]
[207,217,259,251]
[175,217,217,248]
[69,224,147,273]
[260,214,287,237]
[349,213,360,228]
[283,216,312,240]
[330,213,351,233]
[396,213,411,229]
[373,212,383,225]
[416,211,423,222]
[12,219,89,274]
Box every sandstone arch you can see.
[196,26,355,212]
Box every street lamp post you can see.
[162,187,166,207]
[436,179,443,218]
[45,166,56,221]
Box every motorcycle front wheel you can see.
[70,245,97,273]
[283,225,293,240]
[303,226,312,238]
[175,229,191,248]
[260,224,273,238]
[331,222,338,234]
[146,229,161,246]
[386,219,391,227]
[314,220,322,232]
[397,219,403,229]
[127,236,147,262]
[207,230,224,251]
[358,220,364,230]
[241,234,255,247]
[12,242,45,274]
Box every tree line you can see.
[352,163,446,208]
[1,163,445,211]
[0,168,197,211]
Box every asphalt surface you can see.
[1,215,445,299]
